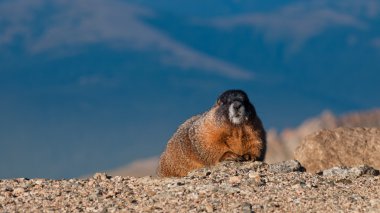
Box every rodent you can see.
[157,89,266,177]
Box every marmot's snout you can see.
[229,101,247,125]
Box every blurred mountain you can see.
[107,157,159,177]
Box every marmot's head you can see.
[215,90,257,125]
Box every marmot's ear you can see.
[216,99,222,106]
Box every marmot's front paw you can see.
[242,154,252,161]
[220,151,243,162]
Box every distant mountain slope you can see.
[107,157,159,177]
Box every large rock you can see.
[294,127,380,172]
[265,108,380,164]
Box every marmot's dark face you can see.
[215,90,257,125]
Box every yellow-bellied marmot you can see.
[157,89,266,177]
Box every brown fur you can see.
[157,94,266,177]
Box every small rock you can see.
[322,167,350,177]
[4,186,13,192]
[87,180,95,186]
[34,179,44,185]
[93,173,111,181]
[189,193,199,200]
[94,188,103,196]
[85,207,97,212]
[130,199,138,204]
[248,171,265,186]
[105,191,116,198]
[291,184,301,189]
[335,179,353,184]
[369,199,380,207]
[323,165,379,178]
[205,204,214,212]
[268,160,304,173]
[146,190,156,196]
[228,176,241,185]
[248,171,260,179]
[13,187,25,195]
[241,202,253,213]
[111,176,123,182]
[350,165,379,177]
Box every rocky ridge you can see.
[266,109,380,163]
[1,161,379,212]
[295,127,380,172]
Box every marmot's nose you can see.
[232,101,242,110]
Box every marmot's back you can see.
[157,115,202,177]
[157,90,266,177]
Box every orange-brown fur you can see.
[157,95,266,177]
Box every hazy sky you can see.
[1,0,379,178]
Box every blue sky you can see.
[1,0,379,178]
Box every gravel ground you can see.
[1,161,379,212]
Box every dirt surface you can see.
[1,161,379,212]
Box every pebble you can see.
[228,176,241,184]
[241,202,253,213]
[323,166,379,178]
[268,160,304,173]
[34,179,44,185]
[13,187,25,195]
[205,204,214,212]
[93,173,111,181]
